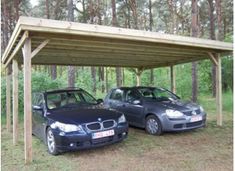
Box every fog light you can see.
[59,132,65,136]
[70,143,75,147]
[122,132,126,136]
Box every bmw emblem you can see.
[192,110,197,115]
[98,118,102,122]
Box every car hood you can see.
[47,105,122,125]
[145,99,200,112]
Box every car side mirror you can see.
[33,105,43,110]
[132,100,141,105]
[97,99,104,104]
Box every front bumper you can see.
[52,123,128,151]
[160,113,207,132]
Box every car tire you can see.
[46,127,59,155]
[145,115,162,135]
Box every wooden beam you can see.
[2,20,21,64]
[12,59,19,145]
[31,39,49,58]
[207,52,218,66]
[216,54,222,126]
[6,66,11,132]
[23,38,32,164]
[170,65,176,94]
[5,31,29,67]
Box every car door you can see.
[106,88,127,115]
[123,89,144,126]
[32,93,47,140]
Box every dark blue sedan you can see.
[32,88,128,155]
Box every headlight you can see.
[118,114,126,123]
[199,106,204,113]
[165,109,184,118]
[51,121,84,133]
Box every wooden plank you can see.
[12,59,19,145]
[23,38,32,164]
[4,31,29,67]
[30,34,221,54]
[37,47,206,59]
[170,66,176,94]
[6,66,11,132]
[207,52,218,66]
[31,39,50,58]
[216,54,222,126]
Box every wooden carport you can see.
[1,16,233,164]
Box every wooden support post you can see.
[136,68,143,86]
[23,38,32,164]
[215,54,222,126]
[6,66,11,132]
[13,59,19,145]
[170,65,176,94]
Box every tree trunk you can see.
[129,0,138,29]
[14,0,20,21]
[67,0,76,87]
[215,0,223,40]
[112,0,122,87]
[91,67,97,95]
[105,67,109,93]
[149,0,154,85]
[191,0,199,102]
[2,0,9,50]
[46,0,50,19]
[167,0,175,33]
[208,0,216,97]
[51,66,57,80]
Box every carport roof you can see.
[2,16,233,68]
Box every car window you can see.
[46,90,98,110]
[138,88,178,101]
[110,89,124,101]
[126,90,141,103]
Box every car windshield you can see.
[138,88,179,101]
[46,90,97,110]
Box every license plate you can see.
[92,130,115,139]
[190,115,202,122]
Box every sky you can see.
[30,0,39,7]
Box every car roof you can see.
[117,86,157,89]
[35,87,83,94]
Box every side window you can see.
[110,89,124,101]
[126,90,141,103]
[32,93,44,107]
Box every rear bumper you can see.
[161,113,207,132]
[53,123,128,151]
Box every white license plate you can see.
[92,130,115,139]
[190,115,202,122]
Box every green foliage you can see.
[1,71,66,119]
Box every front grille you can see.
[85,119,116,131]
[186,121,203,128]
[86,123,101,130]
[183,109,201,116]
[103,120,115,129]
